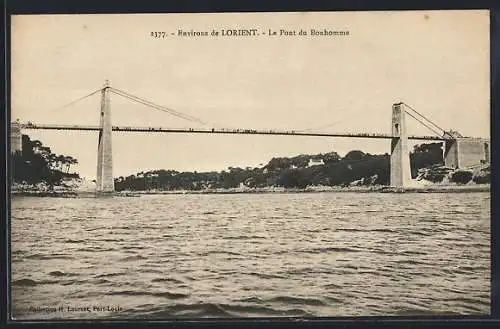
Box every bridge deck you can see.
[20,123,449,140]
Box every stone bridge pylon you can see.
[390,102,411,187]
[95,80,114,193]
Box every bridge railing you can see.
[18,122,463,141]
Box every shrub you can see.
[450,170,473,184]
[473,171,490,184]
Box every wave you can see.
[247,272,285,280]
[100,238,125,242]
[297,246,362,254]
[400,250,428,256]
[154,291,190,299]
[322,283,343,290]
[140,268,164,274]
[342,264,368,270]
[371,228,396,233]
[12,278,39,286]
[394,259,429,266]
[447,296,490,306]
[48,271,78,277]
[112,226,131,230]
[84,226,106,232]
[63,239,86,243]
[365,248,399,256]
[128,302,314,318]
[223,235,267,240]
[75,247,115,252]
[406,230,432,237]
[456,265,488,272]
[336,228,395,233]
[12,278,59,286]
[95,272,126,278]
[236,296,265,303]
[268,296,329,307]
[393,307,456,316]
[105,290,189,300]
[24,253,73,260]
[120,255,147,261]
[122,245,146,250]
[336,228,360,232]
[151,277,184,284]
[199,250,243,257]
[91,278,112,285]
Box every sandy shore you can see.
[116,184,490,196]
[11,183,490,197]
[11,190,78,197]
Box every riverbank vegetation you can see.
[11,135,489,194]
[114,142,490,192]
[11,135,80,191]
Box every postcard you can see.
[9,10,490,319]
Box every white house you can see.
[308,158,324,167]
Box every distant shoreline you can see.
[117,184,490,195]
[11,184,490,197]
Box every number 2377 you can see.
[151,32,168,38]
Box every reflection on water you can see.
[11,192,490,319]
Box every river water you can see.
[10,192,490,319]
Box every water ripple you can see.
[10,192,490,319]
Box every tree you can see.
[410,142,444,178]
[12,135,80,188]
[266,157,292,171]
[344,150,365,161]
[277,169,311,188]
[290,154,310,168]
[322,151,341,164]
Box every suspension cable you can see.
[402,102,447,135]
[403,110,444,137]
[110,88,203,124]
[109,87,209,125]
[49,87,103,113]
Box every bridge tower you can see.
[96,80,114,193]
[390,102,411,187]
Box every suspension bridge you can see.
[10,81,490,193]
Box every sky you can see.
[11,11,490,180]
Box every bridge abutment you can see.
[96,81,114,193]
[390,103,411,187]
[444,138,490,169]
[11,120,23,154]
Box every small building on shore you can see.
[308,158,324,167]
